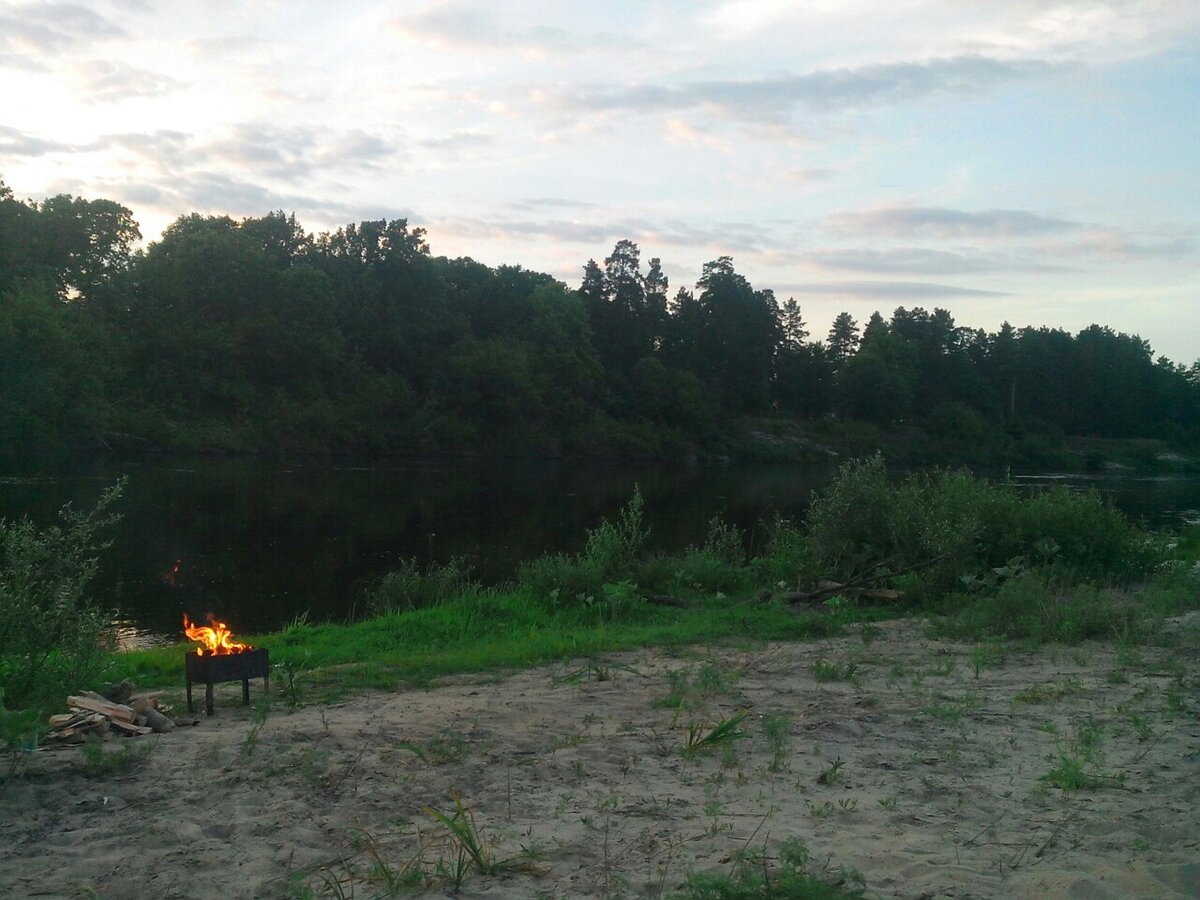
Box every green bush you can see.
[360,556,476,616]
[805,455,1158,600]
[518,488,649,603]
[0,481,123,712]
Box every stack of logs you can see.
[44,682,190,744]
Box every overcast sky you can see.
[2,0,1197,361]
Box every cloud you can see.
[73,59,184,102]
[778,280,1010,299]
[0,124,76,156]
[431,214,781,255]
[824,205,1081,239]
[1042,228,1196,261]
[552,55,1062,124]
[800,246,1071,275]
[505,197,598,212]
[389,2,637,56]
[0,2,123,56]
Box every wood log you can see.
[107,719,153,736]
[67,695,136,723]
[142,707,176,733]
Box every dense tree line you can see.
[2,179,1198,464]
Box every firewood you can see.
[129,697,161,715]
[67,695,136,723]
[142,707,176,733]
[107,719,153,736]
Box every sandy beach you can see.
[3,615,1198,899]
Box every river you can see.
[1,457,1197,647]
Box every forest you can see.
[2,178,1198,466]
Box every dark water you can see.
[1,458,1197,648]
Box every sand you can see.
[2,615,1198,899]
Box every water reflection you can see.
[1,457,1196,645]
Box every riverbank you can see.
[5,613,1198,898]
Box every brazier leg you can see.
[186,678,194,713]
[205,682,214,717]
[242,678,250,705]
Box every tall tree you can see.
[826,312,860,365]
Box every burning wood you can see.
[183,612,250,655]
[182,614,269,716]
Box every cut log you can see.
[142,707,176,733]
[67,695,136,723]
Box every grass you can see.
[684,712,750,755]
[78,465,1200,715]
[675,836,865,899]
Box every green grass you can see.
[106,587,854,700]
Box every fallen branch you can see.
[777,555,946,605]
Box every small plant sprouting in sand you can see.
[678,836,865,898]
[424,792,546,889]
[812,658,858,682]
[1040,717,1124,791]
[859,623,881,646]
[816,757,845,785]
[659,661,739,710]
[762,712,792,772]
[556,660,641,684]
[878,796,898,811]
[683,711,749,756]
[392,726,471,766]
[242,693,273,758]
[1013,678,1082,705]
[968,644,1004,679]
[80,733,155,776]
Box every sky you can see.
[2,0,1198,362]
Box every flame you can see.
[183,613,251,656]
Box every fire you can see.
[183,613,251,656]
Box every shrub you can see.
[0,481,123,712]
[518,488,649,603]
[805,456,1158,600]
[361,556,475,616]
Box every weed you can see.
[816,757,845,785]
[80,734,154,776]
[1013,678,1083,705]
[877,797,898,811]
[762,712,792,773]
[684,712,749,756]
[240,693,273,758]
[813,659,858,682]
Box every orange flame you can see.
[183,613,251,656]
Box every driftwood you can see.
[777,555,945,606]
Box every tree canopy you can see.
[2,181,1197,464]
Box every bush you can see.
[360,556,475,616]
[805,456,1158,601]
[0,481,123,712]
[935,572,1154,645]
[518,488,649,603]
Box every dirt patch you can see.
[2,617,1198,898]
